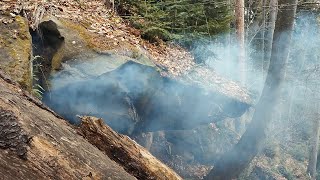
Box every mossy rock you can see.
[40,16,155,72]
[40,16,96,71]
[0,15,32,91]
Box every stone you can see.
[0,15,32,91]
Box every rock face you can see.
[0,71,137,180]
[0,15,32,91]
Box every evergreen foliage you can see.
[115,0,232,45]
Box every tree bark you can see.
[307,105,320,179]
[78,116,182,180]
[261,0,266,74]
[235,0,246,84]
[235,0,246,85]
[204,0,298,179]
[264,0,278,77]
[0,71,136,180]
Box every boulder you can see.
[0,15,32,91]
[31,17,155,90]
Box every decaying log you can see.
[78,116,183,180]
[0,71,136,179]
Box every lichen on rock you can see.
[0,15,33,91]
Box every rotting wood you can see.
[78,115,183,180]
[0,108,30,159]
[0,72,136,180]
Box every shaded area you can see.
[31,20,64,90]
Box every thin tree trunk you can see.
[264,0,278,77]
[235,0,245,84]
[226,0,232,77]
[308,104,320,179]
[204,0,298,179]
[261,0,266,75]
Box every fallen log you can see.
[0,71,136,180]
[78,116,182,180]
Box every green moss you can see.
[0,15,32,91]
[59,18,155,68]
[15,16,30,40]
[13,16,32,91]
[60,19,98,50]
[51,47,64,71]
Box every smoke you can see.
[44,58,250,135]
[182,13,320,177]
[270,12,320,145]
[192,36,266,96]
[43,56,252,169]
[42,12,320,176]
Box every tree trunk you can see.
[307,105,320,179]
[264,0,278,77]
[0,71,136,180]
[204,0,298,179]
[235,0,246,84]
[261,0,266,75]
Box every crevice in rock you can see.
[30,20,64,90]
